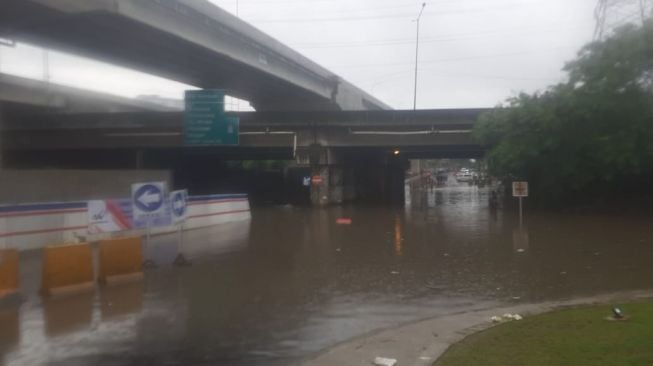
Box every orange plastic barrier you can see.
[98,237,143,285]
[41,243,94,296]
[0,249,19,298]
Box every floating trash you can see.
[373,357,397,366]
[490,313,523,323]
[605,306,629,321]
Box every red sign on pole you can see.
[311,175,323,185]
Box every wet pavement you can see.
[2,181,653,365]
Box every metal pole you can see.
[177,223,183,252]
[413,2,426,110]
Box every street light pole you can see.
[413,2,426,110]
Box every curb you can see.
[302,289,653,366]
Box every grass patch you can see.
[435,302,653,366]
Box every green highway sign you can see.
[184,89,239,146]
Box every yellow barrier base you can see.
[98,237,143,285]
[41,243,94,296]
[0,249,19,298]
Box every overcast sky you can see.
[0,0,598,109]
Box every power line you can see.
[329,45,579,70]
[247,2,541,24]
[290,23,593,49]
[595,0,653,39]
[361,69,560,90]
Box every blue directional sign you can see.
[131,182,170,227]
[170,189,188,224]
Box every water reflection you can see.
[100,281,143,320]
[513,229,530,253]
[43,292,93,337]
[2,184,653,365]
[394,215,403,256]
[0,308,19,365]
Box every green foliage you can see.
[435,302,653,366]
[475,20,653,206]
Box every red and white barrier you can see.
[0,194,250,251]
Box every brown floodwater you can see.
[2,181,653,365]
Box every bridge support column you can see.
[309,165,356,206]
[307,145,351,206]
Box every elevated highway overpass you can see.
[0,0,389,111]
[0,73,176,113]
[3,109,487,160]
[2,108,487,205]
[0,73,486,205]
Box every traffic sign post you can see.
[311,175,323,185]
[184,90,239,146]
[512,181,529,229]
[170,189,188,225]
[169,190,191,266]
[132,181,168,268]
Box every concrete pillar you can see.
[309,165,348,206]
[307,145,351,206]
[343,167,356,201]
[135,149,144,169]
[310,165,330,206]
[329,166,344,204]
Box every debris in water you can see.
[491,313,523,323]
[491,316,502,323]
[373,357,397,366]
[335,248,341,252]
[560,271,567,275]
[516,248,525,253]
[336,218,352,225]
[390,271,400,275]
[606,306,629,321]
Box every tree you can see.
[475,20,653,206]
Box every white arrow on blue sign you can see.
[170,189,188,224]
[131,181,168,226]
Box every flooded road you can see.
[2,182,653,365]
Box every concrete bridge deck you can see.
[0,0,389,111]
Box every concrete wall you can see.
[0,169,171,204]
